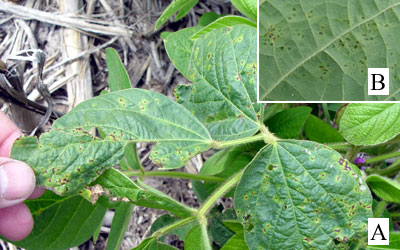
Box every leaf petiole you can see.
[151,216,197,238]
[198,169,244,217]
[122,170,226,183]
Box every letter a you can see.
[370,224,387,240]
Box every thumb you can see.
[0,158,35,208]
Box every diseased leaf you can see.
[6,191,106,250]
[191,16,256,40]
[231,0,257,21]
[259,1,400,101]
[164,27,202,78]
[106,48,131,91]
[11,89,212,195]
[106,202,133,250]
[266,106,312,139]
[155,0,198,30]
[366,175,400,203]
[339,103,400,146]
[305,115,345,143]
[235,140,372,250]
[176,24,260,141]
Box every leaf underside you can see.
[235,140,372,250]
[259,0,400,101]
[11,89,212,195]
[175,24,261,141]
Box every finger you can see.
[0,203,34,241]
[0,112,21,157]
[28,187,46,199]
[0,158,35,209]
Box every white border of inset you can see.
[256,0,400,104]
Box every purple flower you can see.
[354,153,366,165]
[354,157,366,164]
[360,166,367,171]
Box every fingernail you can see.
[0,161,35,200]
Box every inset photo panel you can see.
[258,0,400,102]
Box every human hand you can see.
[0,112,45,241]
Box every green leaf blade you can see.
[155,0,198,30]
[339,103,400,146]
[191,16,256,40]
[231,0,257,21]
[366,174,400,203]
[266,106,312,139]
[8,191,106,250]
[107,203,133,250]
[305,115,345,143]
[235,140,373,250]
[106,48,131,91]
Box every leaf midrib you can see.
[261,1,400,99]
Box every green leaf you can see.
[305,115,345,143]
[164,27,202,79]
[231,0,257,21]
[106,48,131,91]
[95,169,194,218]
[220,233,248,250]
[184,225,210,250]
[259,1,400,101]
[198,12,223,27]
[8,191,106,250]
[339,104,400,146]
[235,140,373,250]
[266,106,312,139]
[155,0,198,30]
[11,89,212,195]
[367,232,400,250]
[107,202,133,250]
[222,220,244,234]
[191,16,256,40]
[209,210,237,247]
[175,24,260,141]
[366,175,400,203]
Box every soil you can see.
[0,0,236,249]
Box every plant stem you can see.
[373,200,388,218]
[198,169,244,216]
[200,218,212,250]
[345,146,360,162]
[377,158,400,176]
[365,151,400,164]
[152,216,197,238]
[322,103,331,123]
[122,170,226,183]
